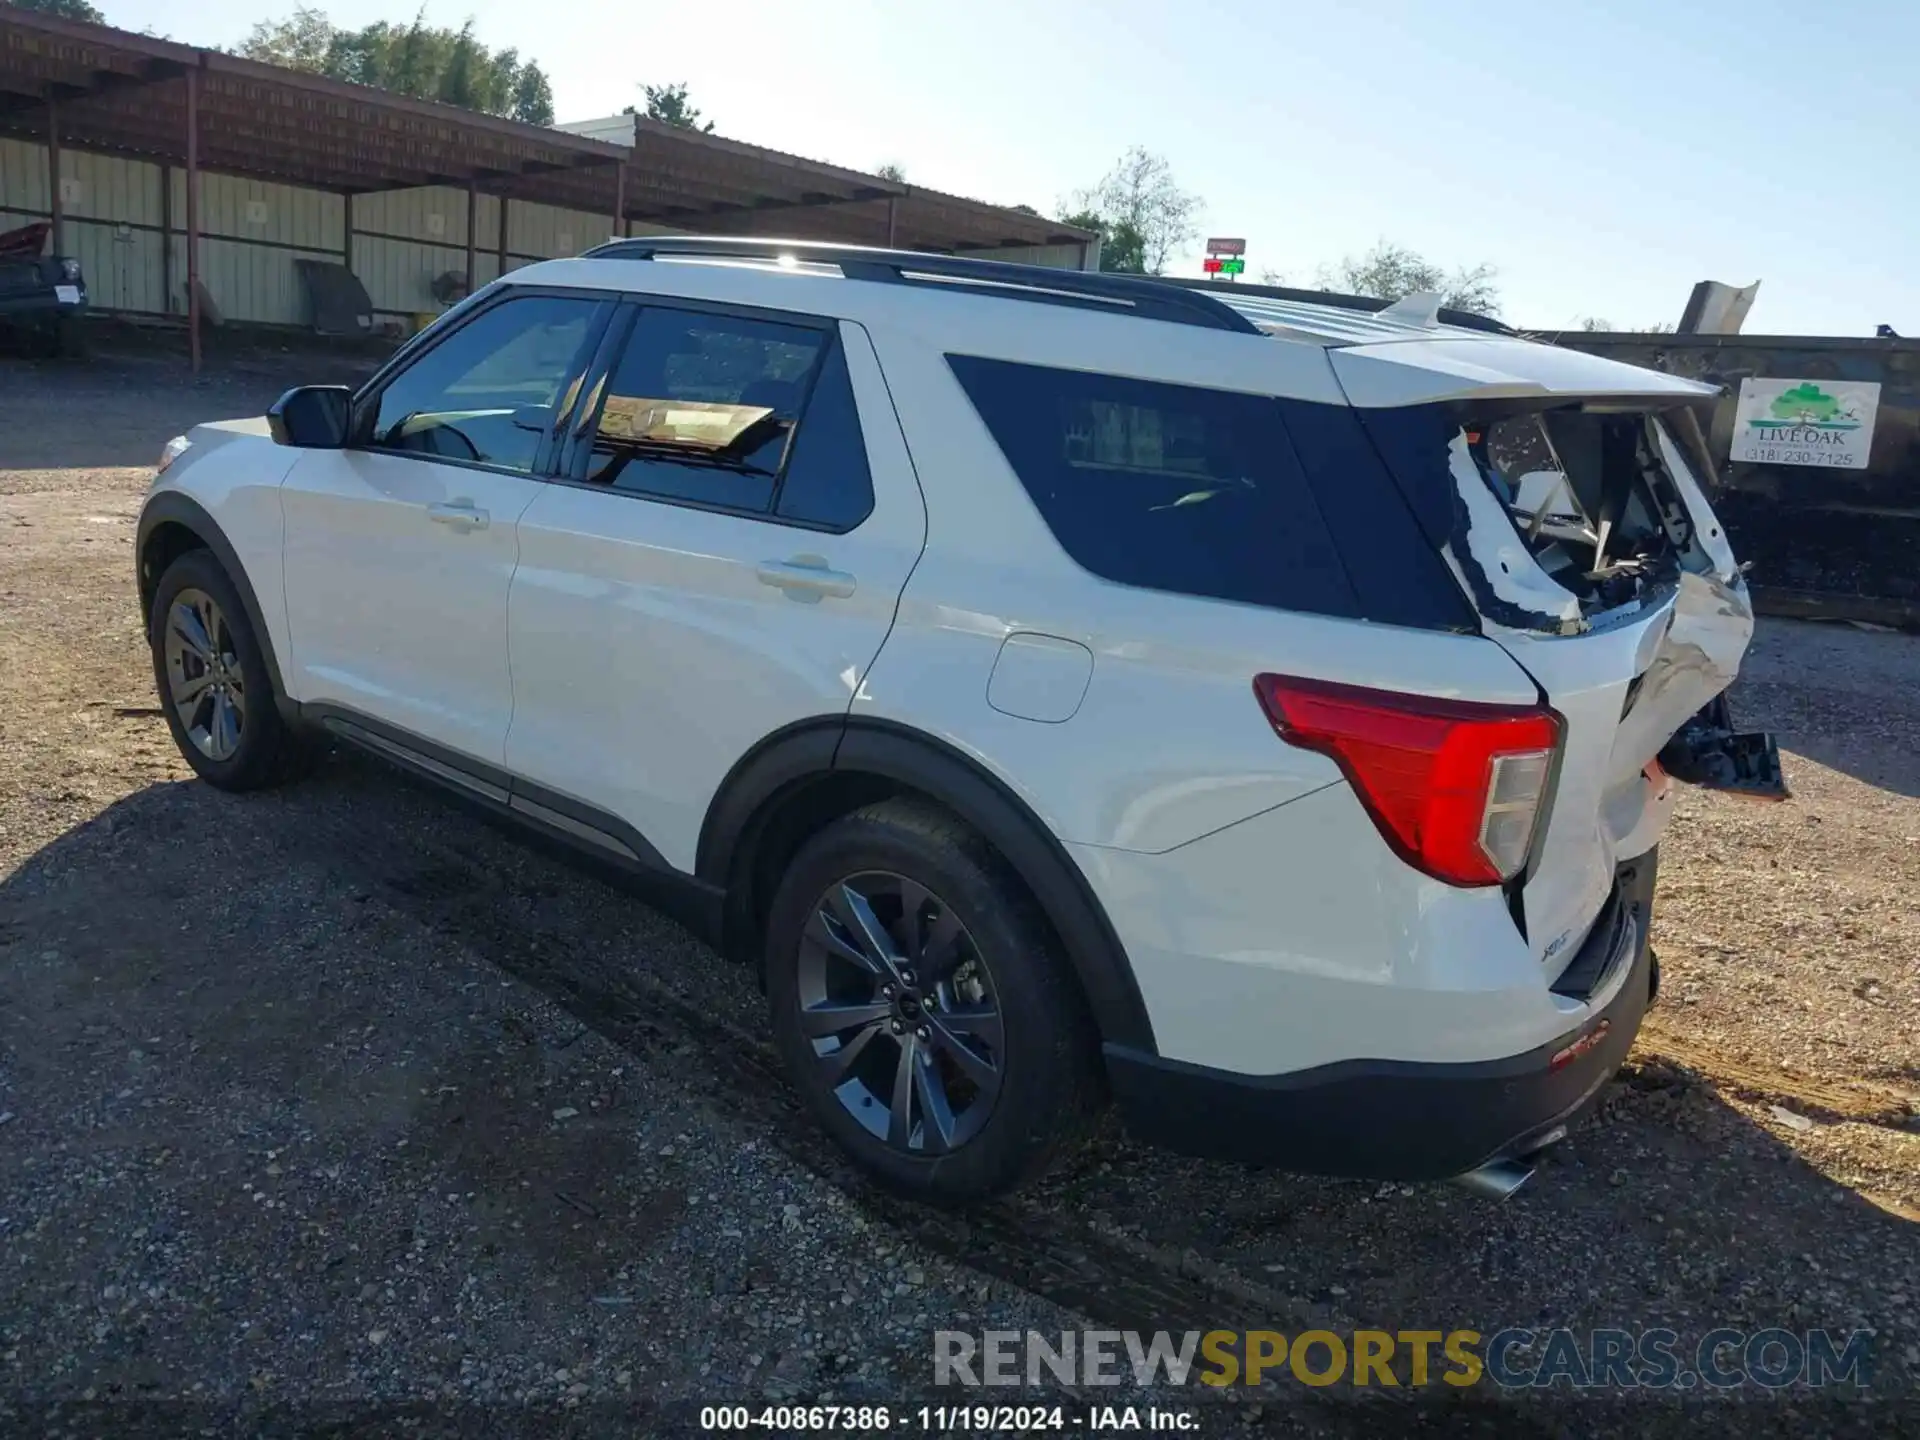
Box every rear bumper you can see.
[1104,853,1658,1181]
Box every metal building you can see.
[0,11,1094,366]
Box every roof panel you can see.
[1217,292,1493,344]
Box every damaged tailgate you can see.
[1331,338,1788,972]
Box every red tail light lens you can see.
[1253,675,1561,887]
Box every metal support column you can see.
[465,177,478,291]
[496,195,509,276]
[886,195,898,248]
[613,162,626,244]
[185,66,200,374]
[342,191,353,271]
[45,89,62,256]
[159,164,172,315]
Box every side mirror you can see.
[267,385,352,448]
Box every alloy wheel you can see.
[163,587,247,762]
[796,871,1004,1155]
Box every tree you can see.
[437,20,480,111]
[1067,147,1199,275]
[508,62,553,125]
[874,162,906,184]
[1580,316,1676,333]
[237,8,555,124]
[238,6,333,70]
[5,0,106,19]
[1323,240,1501,316]
[625,81,714,133]
[1059,208,1147,275]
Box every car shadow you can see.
[1,755,1911,1427]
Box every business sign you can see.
[1731,378,1880,469]
[1204,237,1246,256]
[1202,257,1245,276]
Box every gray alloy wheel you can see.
[162,586,248,763]
[795,870,1005,1156]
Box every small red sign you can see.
[1202,257,1224,274]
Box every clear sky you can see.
[100,0,1918,335]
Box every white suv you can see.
[136,240,1785,1203]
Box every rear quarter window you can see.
[948,356,1363,618]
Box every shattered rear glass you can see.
[1461,407,1704,619]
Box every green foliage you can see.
[1581,316,1676,334]
[874,162,906,184]
[238,7,555,125]
[4,0,106,20]
[1058,208,1147,275]
[1323,240,1501,317]
[1064,148,1199,275]
[624,82,714,133]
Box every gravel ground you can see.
[1,337,1915,1437]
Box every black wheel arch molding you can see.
[137,490,299,726]
[698,714,1158,1054]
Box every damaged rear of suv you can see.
[1089,293,1788,1196]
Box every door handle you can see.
[756,556,856,600]
[426,501,490,532]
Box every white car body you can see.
[139,243,1779,1185]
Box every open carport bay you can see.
[1,345,1915,1435]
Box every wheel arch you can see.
[697,716,1158,1054]
[137,490,292,717]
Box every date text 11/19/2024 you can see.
[700,1404,1194,1431]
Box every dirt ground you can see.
[1,337,1915,1436]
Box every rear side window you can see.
[948,356,1361,617]
[773,341,875,530]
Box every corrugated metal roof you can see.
[1215,292,1491,345]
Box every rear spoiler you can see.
[1329,336,1721,409]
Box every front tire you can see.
[148,549,311,791]
[765,799,1102,1204]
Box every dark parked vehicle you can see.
[0,221,87,357]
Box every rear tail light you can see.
[1253,675,1561,887]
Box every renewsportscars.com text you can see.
[934,1327,1873,1391]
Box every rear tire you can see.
[765,799,1102,1204]
[148,549,312,791]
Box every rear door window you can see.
[575,306,873,529]
[948,356,1363,617]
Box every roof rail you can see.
[1154,276,1515,336]
[579,237,1265,335]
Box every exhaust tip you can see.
[1451,1158,1535,1201]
